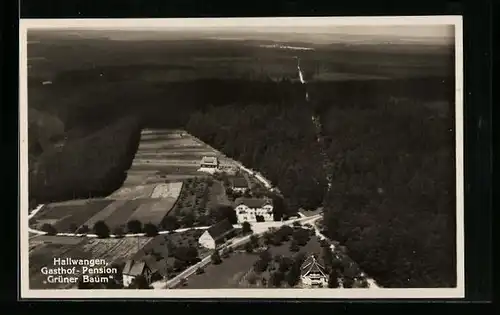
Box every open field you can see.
[29,200,113,233]
[29,235,153,289]
[103,198,145,228]
[108,184,157,200]
[122,129,237,186]
[182,252,259,289]
[128,198,178,225]
[31,181,184,231]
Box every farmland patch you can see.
[108,184,156,200]
[103,198,145,228]
[150,182,183,199]
[128,198,178,225]
[82,199,128,229]
[29,199,114,233]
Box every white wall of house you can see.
[235,204,274,223]
[198,230,216,249]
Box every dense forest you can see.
[29,116,142,204]
[320,99,456,288]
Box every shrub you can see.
[93,221,110,238]
[195,267,204,275]
[143,223,159,237]
[127,220,142,234]
[76,224,89,234]
[211,251,222,265]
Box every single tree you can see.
[41,223,57,236]
[179,278,187,287]
[162,216,180,231]
[127,220,142,234]
[286,266,301,287]
[263,232,273,245]
[289,239,300,252]
[328,270,340,288]
[249,235,259,248]
[246,272,258,285]
[269,271,284,287]
[259,250,272,263]
[195,267,204,275]
[143,223,159,237]
[242,221,252,234]
[77,225,90,234]
[93,220,110,238]
[211,251,222,265]
[173,259,186,272]
[244,242,254,253]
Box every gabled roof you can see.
[301,255,327,277]
[200,156,218,165]
[234,197,272,209]
[122,259,150,276]
[206,219,235,241]
[229,177,248,188]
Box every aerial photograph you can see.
[23,18,459,295]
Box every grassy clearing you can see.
[128,198,178,226]
[181,252,259,289]
[108,184,156,200]
[103,198,145,228]
[30,199,113,233]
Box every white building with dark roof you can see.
[198,156,219,174]
[300,255,328,287]
[234,197,274,223]
[198,219,236,249]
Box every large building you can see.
[300,255,328,287]
[198,219,236,249]
[234,197,274,223]
[198,156,219,174]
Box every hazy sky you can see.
[27,18,456,45]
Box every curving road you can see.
[151,214,322,289]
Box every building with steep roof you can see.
[198,219,236,249]
[198,156,220,174]
[234,197,274,223]
[122,259,153,288]
[300,255,328,287]
[229,176,249,193]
